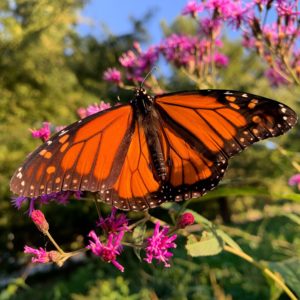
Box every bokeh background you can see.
[1,1,300,299]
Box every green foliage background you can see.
[0,1,300,299]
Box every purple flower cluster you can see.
[12,191,81,214]
[289,174,300,189]
[97,207,129,234]
[30,122,51,142]
[77,101,111,119]
[119,43,159,83]
[182,1,203,17]
[240,1,300,86]
[86,208,129,271]
[144,222,177,267]
[87,230,125,272]
[24,246,50,263]
[101,0,300,87]
[103,68,122,85]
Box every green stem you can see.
[45,231,65,254]
[224,245,297,300]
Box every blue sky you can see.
[78,0,187,43]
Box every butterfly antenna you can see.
[141,66,158,88]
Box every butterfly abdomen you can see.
[142,114,167,182]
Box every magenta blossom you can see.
[276,1,300,16]
[12,191,80,214]
[144,222,177,268]
[177,213,195,228]
[97,207,129,234]
[288,174,300,188]
[86,101,111,115]
[30,122,51,142]
[24,246,50,263]
[182,1,203,17]
[87,230,124,272]
[119,50,136,68]
[11,196,27,210]
[103,68,122,84]
[265,68,288,87]
[31,209,49,233]
[213,53,229,67]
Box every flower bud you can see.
[177,212,195,228]
[31,209,49,233]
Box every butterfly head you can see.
[131,88,154,114]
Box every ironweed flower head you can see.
[144,222,177,268]
[12,191,80,214]
[97,207,129,234]
[87,230,124,272]
[119,50,136,68]
[11,196,27,210]
[288,174,300,189]
[103,67,122,85]
[30,122,51,142]
[84,101,112,116]
[24,246,50,263]
[182,1,203,17]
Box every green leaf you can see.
[282,213,300,226]
[186,232,224,257]
[267,258,300,298]
[185,209,242,251]
[216,229,242,251]
[132,223,146,261]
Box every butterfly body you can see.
[10,89,297,211]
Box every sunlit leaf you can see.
[186,233,224,257]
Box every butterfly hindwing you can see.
[150,90,297,204]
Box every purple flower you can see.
[24,246,50,263]
[144,222,177,268]
[289,174,300,187]
[276,1,300,16]
[11,196,27,209]
[213,53,229,67]
[265,68,288,86]
[77,107,87,119]
[119,50,136,68]
[97,207,129,234]
[87,230,124,272]
[182,1,203,17]
[12,191,80,214]
[160,34,196,67]
[199,18,222,36]
[55,125,66,132]
[86,101,111,116]
[30,122,51,142]
[103,68,122,85]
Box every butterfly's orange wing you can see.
[10,90,297,211]
[10,105,134,198]
[99,121,160,210]
[145,90,297,205]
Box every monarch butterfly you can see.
[10,89,297,211]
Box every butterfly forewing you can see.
[10,105,134,198]
[155,90,297,158]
